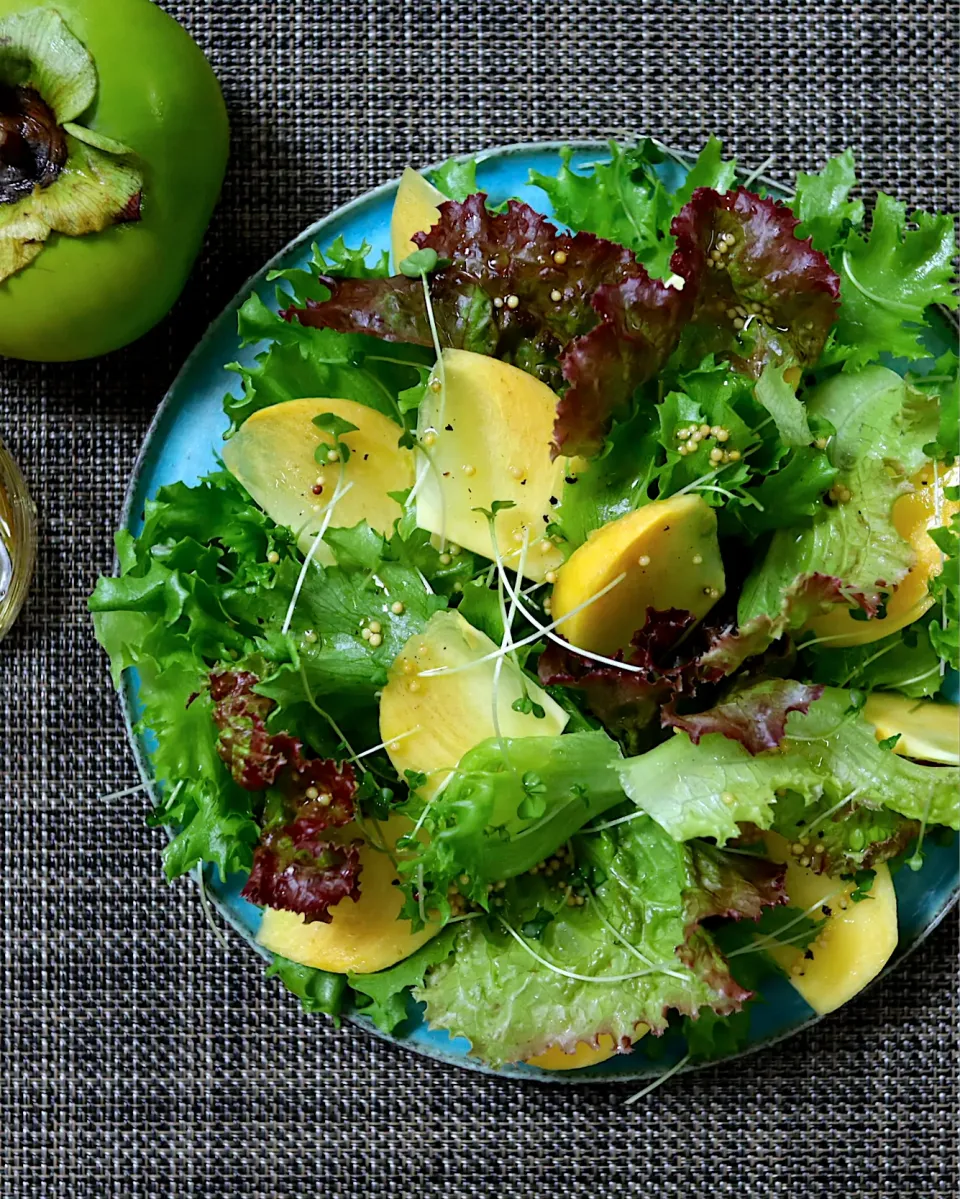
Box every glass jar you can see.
[0,436,37,642]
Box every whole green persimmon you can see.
[0,0,229,361]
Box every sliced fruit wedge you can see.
[222,397,414,562]
[415,348,572,582]
[863,694,959,765]
[256,813,439,975]
[550,494,725,657]
[379,608,567,796]
[391,167,445,268]
[762,831,898,1015]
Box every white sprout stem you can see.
[195,867,232,953]
[281,476,354,635]
[740,152,777,190]
[410,769,456,837]
[797,629,873,652]
[498,918,679,983]
[417,572,629,678]
[491,656,507,748]
[490,526,528,760]
[99,781,149,804]
[416,569,434,595]
[837,640,899,689]
[689,483,741,503]
[444,912,485,926]
[811,786,866,825]
[420,271,447,430]
[582,809,647,834]
[671,420,773,501]
[912,788,936,862]
[354,726,422,761]
[581,881,685,977]
[624,1053,691,1107]
[496,567,648,676]
[164,780,185,807]
[406,445,448,555]
[419,272,449,550]
[726,889,846,960]
[894,664,942,688]
[503,527,529,644]
[297,657,365,771]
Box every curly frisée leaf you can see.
[415,816,750,1065]
[792,149,865,254]
[224,239,429,434]
[529,137,736,278]
[619,685,959,845]
[829,193,958,370]
[348,926,458,1033]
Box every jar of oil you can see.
[0,436,36,641]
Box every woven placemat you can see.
[2,2,958,1195]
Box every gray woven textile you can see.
[1,0,958,1195]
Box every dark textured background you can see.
[1,2,958,1196]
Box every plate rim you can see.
[115,137,959,1085]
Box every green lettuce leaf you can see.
[415,814,748,1065]
[90,475,449,881]
[428,156,479,201]
[398,731,624,919]
[740,366,938,624]
[553,404,661,547]
[619,685,958,843]
[754,361,811,446]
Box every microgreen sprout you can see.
[281,475,354,635]
[624,1053,691,1106]
[726,891,842,959]
[495,559,646,675]
[194,865,232,953]
[416,572,628,679]
[98,781,149,804]
[498,917,681,983]
[355,726,422,761]
[740,151,777,191]
[582,809,647,834]
[313,411,358,465]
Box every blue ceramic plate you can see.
[120,140,959,1083]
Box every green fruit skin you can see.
[0,0,229,361]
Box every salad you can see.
[90,139,959,1075]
